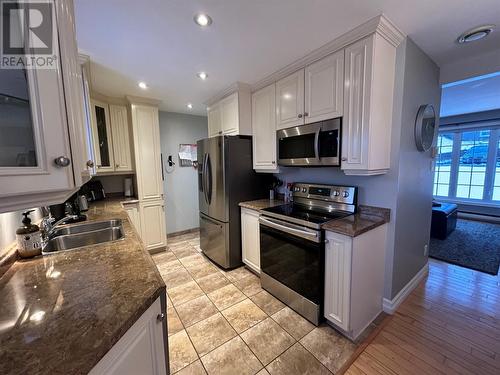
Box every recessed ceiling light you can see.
[457,24,495,43]
[194,13,212,27]
[197,72,208,80]
[187,103,193,109]
[138,81,148,89]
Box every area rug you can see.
[430,219,500,275]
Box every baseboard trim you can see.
[167,227,200,238]
[383,262,429,314]
[458,212,500,224]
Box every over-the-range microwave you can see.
[277,118,341,167]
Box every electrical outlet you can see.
[424,244,429,256]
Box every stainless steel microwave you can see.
[277,118,341,166]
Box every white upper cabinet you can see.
[109,105,133,172]
[252,84,278,171]
[206,84,252,138]
[276,70,305,130]
[130,103,163,201]
[91,100,115,173]
[208,103,222,137]
[220,93,239,135]
[0,0,91,213]
[305,50,344,124]
[342,34,396,175]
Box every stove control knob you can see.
[302,187,307,193]
[333,190,340,197]
[342,191,349,198]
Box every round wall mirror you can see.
[415,104,437,152]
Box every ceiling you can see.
[74,0,500,116]
[441,72,500,117]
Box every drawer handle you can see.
[157,312,165,322]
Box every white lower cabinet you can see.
[140,200,167,251]
[324,225,387,340]
[123,201,141,234]
[241,208,261,273]
[89,297,167,375]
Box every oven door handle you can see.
[259,217,320,243]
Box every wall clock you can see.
[414,104,437,152]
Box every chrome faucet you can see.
[41,212,79,242]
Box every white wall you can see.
[159,111,207,234]
[276,38,441,299]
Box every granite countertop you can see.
[240,199,390,237]
[322,205,391,237]
[239,198,285,211]
[0,198,166,375]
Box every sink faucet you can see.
[41,213,79,242]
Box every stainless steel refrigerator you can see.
[198,135,270,269]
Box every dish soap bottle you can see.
[16,210,42,258]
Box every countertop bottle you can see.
[16,210,42,258]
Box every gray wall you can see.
[276,38,441,300]
[159,111,207,235]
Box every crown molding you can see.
[91,90,129,105]
[125,95,162,106]
[251,14,406,92]
[204,81,251,108]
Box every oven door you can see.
[259,216,324,305]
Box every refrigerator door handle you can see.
[206,153,212,204]
[202,153,208,204]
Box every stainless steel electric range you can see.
[259,183,357,325]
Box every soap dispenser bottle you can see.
[16,210,42,258]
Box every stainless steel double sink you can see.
[42,219,125,254]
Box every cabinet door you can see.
[342,36,373,171]
[110,105,133,172]
[241,208,260,273]
[89,297,167,375]
[91,100,115,173]
[207,103,222,137]
[131,105,164,201]
[252,84,277,170]
[0,20,74,200]
[221,93,239,135]
[124,203,140,234]
[140,200,167,251]
[324,231,352,332]
[276,70,304,130]
[305,50,344,124]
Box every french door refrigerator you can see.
[198,135,269,269]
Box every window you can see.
[433,125,500,205]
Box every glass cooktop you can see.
[262,203,351,226]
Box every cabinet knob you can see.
[116,164,120,168]
[157,312,165,322]
[341,157,347,162]
[272,161,276,164]
[297,114,303,119]
[304,112,309,117]
[54,156,71,167]
[86,160,94,168]
[219,131,222,134]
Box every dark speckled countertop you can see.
[239,199,390,237]
[0,198,166,375]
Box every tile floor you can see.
[152,231,360,375]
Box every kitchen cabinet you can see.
[90,99,134,174]
[251,84,278,171]
[206,85,251,137]
[139,200,167,251]
[342,34,395,175]
[109,104,134,172]
[241,208,261,273]
[91,100,115,173]
[305,50,344,124]
[130,103,164,201]
[276,70,304,130]
[0,0,92,214]
[123,201,141,234]
[89,297,167,375]
[208,103,222,137]
[324,225,387,340]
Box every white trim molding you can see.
[204,82,251,108]
[383,262,429,314]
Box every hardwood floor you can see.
[346,259,500,375]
